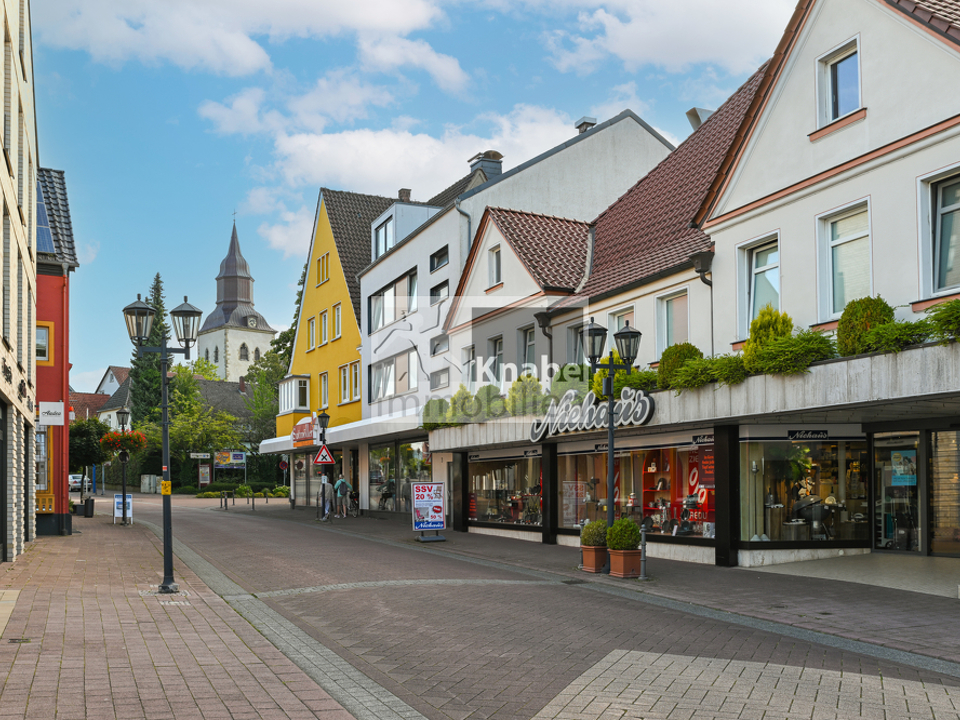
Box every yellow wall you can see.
[276,196,364,437]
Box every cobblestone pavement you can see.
[129,495,960,720]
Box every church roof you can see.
[200,223,276,335]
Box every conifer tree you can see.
[129,273,171,424]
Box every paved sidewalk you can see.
[0,514,354,720]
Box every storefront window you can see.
[469,457,542,525]
[35,428,48,492]
[369,443,395,511]
[398,441,431,513]
[874,432,919,551]
[293,453,308,504]
[931,431,960,557]
[741,438,868,542]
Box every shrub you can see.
[505,375,544,416]
[711,354,748,387]
[754,329,836,375]
[670,357,715,393]
[863,319,932,353]
[475,384,508,420]
[271,485,291,498]
[195,491,220,499]
[836,296,895,356]
[657,342,703,389]
[742,305,793,372]
[446,385,479,424]
[174,485,199,495]
[549,363,592,403]
[590,350,623,400]
[235,484,253,498]
[619,369,658,394]
[253,492,265,498]
[606,518,642,551]
[422,398,450,431]
[580,519,607,547]
[926,298,960,343]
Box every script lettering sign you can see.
[530,388,655,443]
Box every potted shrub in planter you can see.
[580,520,607,573]
[607,518,642,578]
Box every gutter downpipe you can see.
[692,255,714,357]
[60,262,69,535]
[454,198,472,257]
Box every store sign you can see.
[530,389,655,443]
[469,453,480,461]
[693,434,714,445]
[113,494,133,521]
[38,402,64,426]
[412,482,446,531]
[523,449,540,457]
[787,430,828,440]
[292,420,314,447]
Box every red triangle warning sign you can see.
[313,444,335,465]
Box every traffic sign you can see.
[313,444,335,465]
[279,460,289,470]
[190,452,211,459]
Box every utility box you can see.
[140,475,158,494]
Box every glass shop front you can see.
[368,440,432,513]
[468,448,543,526]
[291,448,344,505]
[739,426,869,544]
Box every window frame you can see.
[816,199,872,321]
[333,303,342,339]
[488,335,504,387]
[239,343,249,361]
[463,345,476,391]
[816,37,861,128]
[319,372,329,409]
[351,361,361,401]
[36,321,51,365]
[320,310,328,345]
[307,317,316,349]
[374,217,395,259]
[317,252,330,285]
[519,326,536,373]
[430,334,449,356]
[430,368,450,391]
[489,245,502,287]
[339,365,350,404]
[297,378,309,410]
[736,232,781,339]
[430,245,449,272]
[430,281,449,306]
[934,176,960,294]
[656,288,690,355]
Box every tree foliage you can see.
[244,349,287,447]
[188,357,220,380]
[69,418,111,471]
[129,273,171,424]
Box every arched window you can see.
[254,347,260,362]
[214,347,219,363]
[239,343,248,361]
[205,349,209,362]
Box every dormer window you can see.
[375,217,395,259]
[818,38,860,127]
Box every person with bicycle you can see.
[334,473,351,518]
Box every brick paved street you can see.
[126,494,960,720]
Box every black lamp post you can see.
[582,317,642,570]
[117,407,131,526]
[317,411,330,517]
[123,294,202,593]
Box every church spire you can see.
[199,223,274,334]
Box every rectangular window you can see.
[818,40,860,126]
[370,273,416,332]
[352,361,361,401]
[307,317,316,348]
[430,334,448,356]
[375,218,395,259]
[319,372,328,409]
[521,327,535,370]
[317,253,330,284]
[333,304,342,339]
[370,357,396,401]
[36,324,48,362]
[750,241,780,320]
[489,336,504,385]
[569,324,586,365]
[430,368,449,390]
[430,281,448,306]
[430,245,449,272]
[320,311,328,345]
[935,177,960,291]
[408,349,419,391]
[825,205,870,316]
[463,345,476,391]
[489,245,502,286]
[609,308,635,354]
[340,365,349,403]
[659,291,688,353]
[407,272,418,313]
[297,379,309,409]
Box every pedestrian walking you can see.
[335,474,351,518]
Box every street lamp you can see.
[122,294,202,593]
[316,410,330,519]
[582,317,642,571]
[117,407,130,526]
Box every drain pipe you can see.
[455,198,472,256]
[690,250,714,357]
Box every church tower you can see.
[197,223,276,381]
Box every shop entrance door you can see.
[930,431,960,557]
[874,432,921,552]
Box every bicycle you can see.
[347,491,360,518]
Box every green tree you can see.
[271,261,307,370]
[188,357,220,380]
[243,349,286,447]
[68,418,110,471]
[129,273,171,424]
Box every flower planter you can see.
[581,545,607,573]
[609,549,642,578]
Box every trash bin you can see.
[84,497,95,518]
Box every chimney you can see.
[239,376,246,393]
[685,107,715,131]
[398,188,411,203]
[468,150,503,178]
[574,116,597,134]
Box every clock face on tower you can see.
[247,317,257,328]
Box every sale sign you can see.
[412,482,446,531]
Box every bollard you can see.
[639,528,648,581]
[232,492,235,506]
[316,491,320,521]
[252,492,256,512]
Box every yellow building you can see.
[269,189,393,502]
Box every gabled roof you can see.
[99,376,131,414]
[695,0,960,227]
[70,391,110,420]
[198,378,254,421]
[96,365,129,394]
[37,168,78,268]
[426,168,488,208]
[574,62,769,301]
[320,188,395,321]
[485,208,590,292]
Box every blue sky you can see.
[32,0,795,392]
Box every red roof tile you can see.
[69,392,110,421]
[575,63,769,300]
[486,208,591,292]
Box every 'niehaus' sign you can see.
[530,388,655,443]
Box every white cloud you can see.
[588,81,648,125]
[287,70,396,131]
[36,0,448,79]
[357,35,469,93]
[258,205,316,258]
[200,88,274,135]
[545,0,795,76]
[77,241,100,265]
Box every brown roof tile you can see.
[486,208,591,292]
[574,63,769,300]
[69,392,110,420]
[885,1,960,42]
[320,188,395,322]
[427,168,487,208]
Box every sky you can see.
[31,0,796,393]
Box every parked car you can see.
[68,474,90,492]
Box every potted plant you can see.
[580,520,607,573]
[68,499,76,515]
[607,518,643,578]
